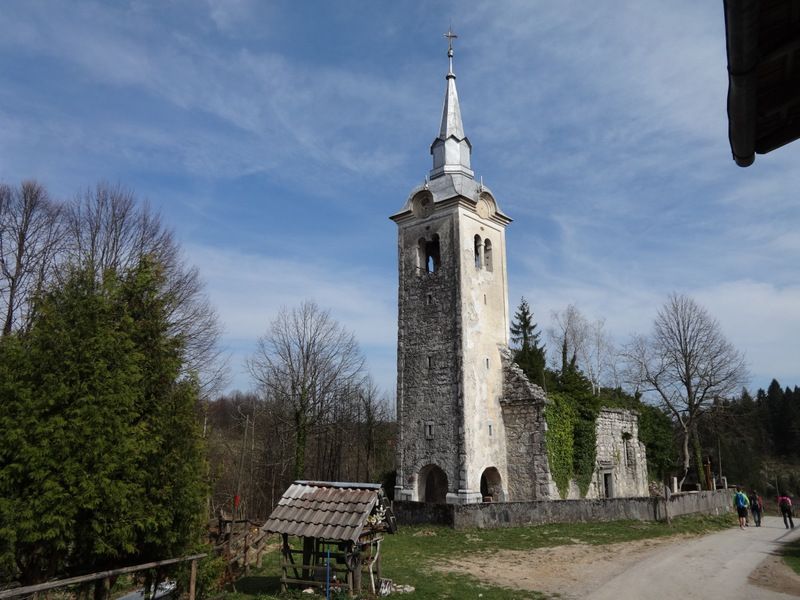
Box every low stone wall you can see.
[393,490,732,529]
[663,489,732,520]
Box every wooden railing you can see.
[0,554,207,600]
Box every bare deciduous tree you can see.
[66,182,227,395]
[248,301,366,479]
[578,317,616,395]
[548,304,616,393]
[548,304,588,373]
[623,293,747,488]
[0,181,64,336]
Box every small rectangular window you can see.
[427,356,433,369]
[488,423,493,437]
[485,357,490,369]
[425,421,435,439]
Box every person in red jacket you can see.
[777,493,794,529]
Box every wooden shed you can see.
[262,481,397,596]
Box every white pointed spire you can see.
[430,28,473,180]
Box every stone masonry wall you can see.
[499,350,556,500]
[393,490,732,529]
[586,409,649,499]
[395,208,463,500]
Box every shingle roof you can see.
[262,481,383,543]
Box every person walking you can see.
[748,490,763,527]
[777,493,794,529]
[734,487,750,529]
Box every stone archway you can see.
[418,464,448,503]
[480,467,505,502]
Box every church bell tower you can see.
[391,32,513,504]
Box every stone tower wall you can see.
[456,207,511,499]
[395,209,463,500]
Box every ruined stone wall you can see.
[585,408,649,499]
[395,208,463,500]
[499,351,556,500]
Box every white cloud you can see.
[696,281,800,389]
[185,243,398,392]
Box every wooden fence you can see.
[0,554,206,600]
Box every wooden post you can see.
[375,539,382,582]
[351,547,362,596]
[281,534,289,592]
[244,532,250,576]
[188,560,197,600]
[302,537,314,581]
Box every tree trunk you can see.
[293,411,307,479]
[678,424,691,491]
[691,423,705,490]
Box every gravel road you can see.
[586,515,800,600]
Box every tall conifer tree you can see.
[0,260,205,587]
[510,297,547,387]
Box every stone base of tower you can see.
[394,486,412,502]
[394,486,483,504]
[450,490,483,504]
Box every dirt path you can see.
[439,516,800,599]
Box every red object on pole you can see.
[234,494,241,509]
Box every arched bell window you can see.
[416,235,441,274]
[426,234,440,273]
[483,238,493,272]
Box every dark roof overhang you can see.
[724,0,800,167]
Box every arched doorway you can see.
[418,464,448,503]
[480,467,504,502]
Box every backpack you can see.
[780,497,791,511]
[736,492,747,508]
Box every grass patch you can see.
[783,538,800,576]
[221,514,730,599]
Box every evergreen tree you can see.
[510,297,547,387]
[766,379,789,455]
[0,260,205,586]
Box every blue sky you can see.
[2,0,799,397]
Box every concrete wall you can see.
[393,490,732,530]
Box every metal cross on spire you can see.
[444,26,457,74]
[444,27,458,53]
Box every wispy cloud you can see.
[2,0,798,397]
[184,243,397,391]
